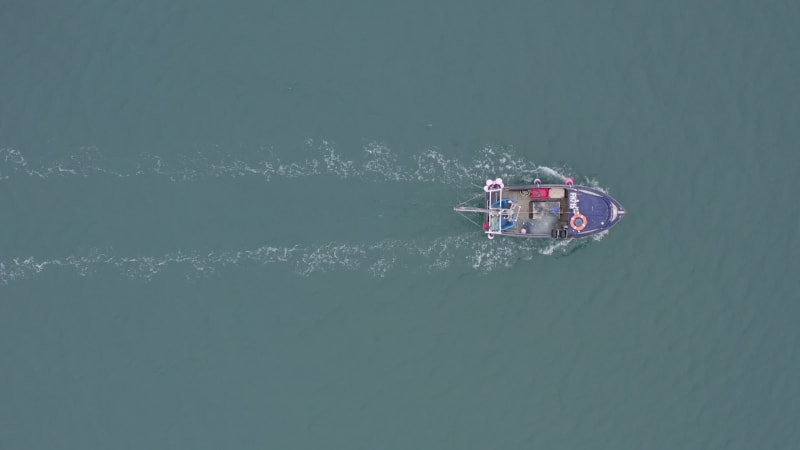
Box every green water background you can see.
[1,1,798,448]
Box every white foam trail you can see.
[0,141,598,187]
[537,165,570,182]
[1,141,613,285]
[539,238,574,256]
[0,232,597,284]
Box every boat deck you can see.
[502,189,569,235]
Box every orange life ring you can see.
[570,214,587,231]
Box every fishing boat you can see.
[454,177,626,239]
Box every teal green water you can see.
[2,1,799,448]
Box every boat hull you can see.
[476,184,625,239]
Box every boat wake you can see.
[0,139,612,285]
[0,232,608,285]
[1,140,603,187]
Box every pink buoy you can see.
[484,178,505,192]
[482,222,490,231]
[564,177,574,186]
